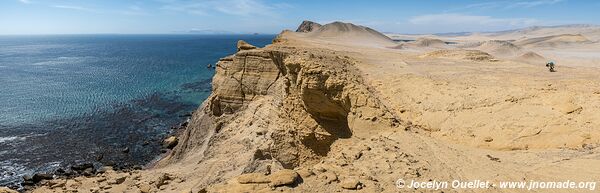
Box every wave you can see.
[0,136,26,144]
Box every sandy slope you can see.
[29,22,600,193]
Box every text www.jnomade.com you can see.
[396,179,597,191]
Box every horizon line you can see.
[0,33,279,36]
[1,23,598,36]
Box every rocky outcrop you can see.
[162,136,178,149]
[157,33,403,190]
[295,20,322,33]
[236,40,257,51]
[515,34,592,47]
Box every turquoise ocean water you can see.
[0,34,274,187]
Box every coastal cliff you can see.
[29,22,408,192]
[159,36,403,184]
[28,21,600,193]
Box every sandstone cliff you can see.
[157,36,404,188]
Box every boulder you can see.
[237,40,257,51]
[155,173,172,188]
[163,136,179,149]
[49,180,66,189]
[33,173,54,182]
[28,173,53,183]
[71,163,94,172]
[317,171,338,184]
[268,169,299,187]
[237,173,270,184]
[138,183,152,193]
[108,175,127,185]
[82,167,95,176]
[66,180,81,189]
[340,178,361,189]
[179,189,193,193]
[296,168,314,178]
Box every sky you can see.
[1,0,599,35]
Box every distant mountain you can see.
[174,29,238,35]
[485,24,600,41]
[491,24,599,35]
[388,24,600,38]
[433,32,473,37]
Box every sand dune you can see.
[412,38,447,47]
[490,25,600,41]
[394,38,450,50]
[515,34,592,47]
[515,51,546,64]
[474,40,522,57]
[421,49,496,62]
[301,21,396,47]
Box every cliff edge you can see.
[29,21,600,193]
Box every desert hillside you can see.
[29,21,600,193]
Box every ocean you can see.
[0,34,275,187]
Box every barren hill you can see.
[515,51,546,64]
[301,21,395,47]
[475,40,522,57]
[295,20,322,32]
[489,25,600,41]
[394,38,450,50]
[515,34,592,47]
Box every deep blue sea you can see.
[0,34,274,187]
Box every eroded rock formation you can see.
[161,39,403,180]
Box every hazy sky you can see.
[1,0,599,34]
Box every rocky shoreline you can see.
[10,116,188,192]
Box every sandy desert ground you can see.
[26,21,600,193]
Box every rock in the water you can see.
[82,167,95,176]
[71,163,94,172]
[296,20,322,32]
[22,176,34,186]
[268,169,299,187]
[237,40,257,51]
[180,120,189,127]
[340,178,360,189]
[32,173,53,183]
[163,136,179,149]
